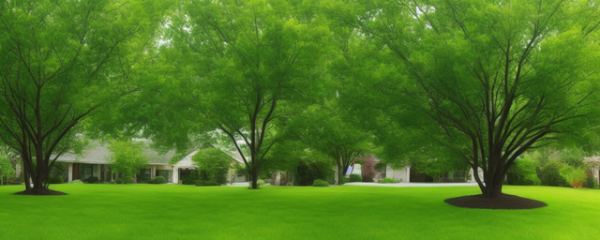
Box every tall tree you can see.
[0,0,166,194]
[139,0,328,189]
[333,0,600,198]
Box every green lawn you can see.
[0,184,598,240]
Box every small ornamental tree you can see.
[360,157,376,182]
[108,141,148,184]
[192,148,232,185]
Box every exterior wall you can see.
[67,163,73,182]
[469,167,484,183]
[385,164,409,182]
[592,166,599,185]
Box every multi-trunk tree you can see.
[0,0,165,194]
[139,0,328,189]
[332,0,600,198]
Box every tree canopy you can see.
[330,0,600,197]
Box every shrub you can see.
[349,174,362,182]
[192,148,231,185]
[560,165,586,188]
[378,177,399,183]
[313,179,329,187]
[85,176,99,183]
[540,160,569,187]
[196,180,219,186]
[47,175,64,184]
[248,179,265,188]
[294,160,334,186]
[151,176,167,184]
[71,179,84,184]
[506,157,540,185]
[181,170,199,185]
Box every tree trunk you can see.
[250,168,259,189]
[24,170,31,191]
[480,171,504,198]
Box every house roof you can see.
[54,140,246,167]
[54,141,176,165]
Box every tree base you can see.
[14,189,67,196]
[445,194,546,209]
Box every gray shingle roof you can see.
[55,141,176,165]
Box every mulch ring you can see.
[445,194,547,210]
[14,189,67,196]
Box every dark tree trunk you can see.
[250,168,259,189]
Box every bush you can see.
[378,177,399,183]
[71,179,84,184]
[540,160,569,187]
[559,165,586,188]
[506,157,540,185]
[47,175,64,184]
[196,180,219,186]
[349,174,362,182]
[150,176,167,184]
[248,179,265,188]
[192,148,231,185]
[85,176,99,183]
[294,160,334,186]
[313,179,329,187]
[181,170,199,185]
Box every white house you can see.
[51,141,245,184]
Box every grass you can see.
[0,184,598,240]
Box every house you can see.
[51,140,245,184]
[350,156,482,183]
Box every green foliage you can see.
[138,0,330,189]
[47,176,64,184]
[294,160,334,186]
[85,177,99,184]
[192,148,232,185]
[335,0,600,198]
[559,165,586,188]
[108,141,149,184]
[248,179,265,188]
[348,174,362,182]
[313,179,329,187]
[0,156,15,185]
[540,161,569,187]
[286,101,374,185]
[151,176,167,184]
[71,180,84,184]
[506,158,541,186]
[181,170,199,185]
[559,148,586,168]
[0,0,168,192]
[195,180,219,186]
[583,174,599,189]
[378,178,399,184]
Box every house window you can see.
[144,168,151,179]
[453,171,467,179]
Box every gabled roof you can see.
[55,141,176,165]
